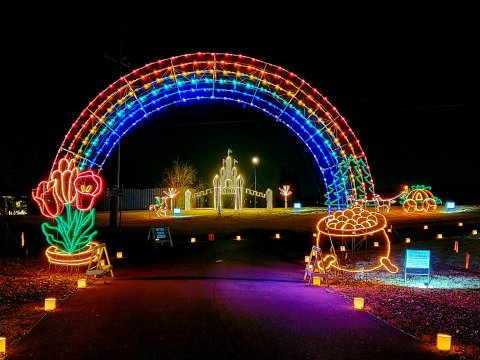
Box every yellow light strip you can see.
[45,242,99,266]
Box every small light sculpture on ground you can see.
[354,297,365,310]
[164,188,180,210]
[446,201,455,211]
[436,333,452,351]
[44,298,56,311]
[279,185,292,209]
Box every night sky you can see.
[2,1,479,205]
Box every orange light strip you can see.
[45,242,99,266]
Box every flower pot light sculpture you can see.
[32,158,104,266]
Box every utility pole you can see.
[105,24,129,230]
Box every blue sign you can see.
[405,249,431,284]
[405,249,430,269]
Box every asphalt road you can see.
[8,235,447,360]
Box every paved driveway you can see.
[8,236,445,359]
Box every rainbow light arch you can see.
[52,52,375,208]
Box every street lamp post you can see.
[252,156,259,208]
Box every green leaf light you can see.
[41,204,98,254]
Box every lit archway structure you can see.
[52,52,375,208]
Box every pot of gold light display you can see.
[77,278,87,288]
[315,206,399,274]
[0,337,5,354]
[436,333,452,351]
[354,297,364,310]
[44,297,56,311]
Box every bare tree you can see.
[162,160,198,189]
[161,160,198,208]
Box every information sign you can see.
[147,227,173,248]
[405,249,430,269]
[405,249,431,284]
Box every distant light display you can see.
[279,185,292,209]
[399,185,442,213]
[315,206,398,274]
[192,150,272,211]
[348,186,409,212]
[163,188,180,210]
[49,52,375,209]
